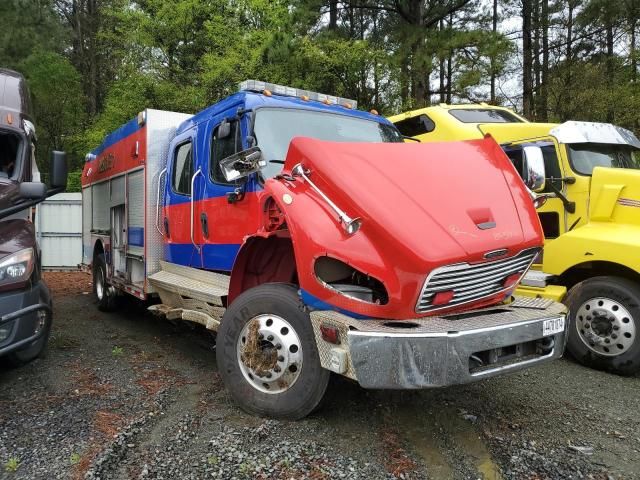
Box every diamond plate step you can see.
[521,270,555,287]
[148,261,230,305]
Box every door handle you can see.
[200,212,209,239]
[155,168,167,235]
[164,217,170,238]
[190,168,203,251]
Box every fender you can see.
[542,222,640,277]
[263,179,411,319]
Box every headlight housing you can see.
[0,248,35,290]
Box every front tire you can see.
[216,283,330,420]
[93,253,118,312]
[566,276,640,375]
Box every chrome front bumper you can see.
[309,297,567,389]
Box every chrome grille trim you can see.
[416,248,540,314]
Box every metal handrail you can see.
[190,168,203,251]
[155,168,167,235]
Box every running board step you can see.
[148,304,223,331]
[521,270,555,288]
[148,261,230,306]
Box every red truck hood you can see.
[282,136,542,268]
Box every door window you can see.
[172,141,193,195]
[211,121,241,184]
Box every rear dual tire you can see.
[93,253,118,312]
[216,283,329,420]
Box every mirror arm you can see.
[544,181,576,214]
[402,136,421,143]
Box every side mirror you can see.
[19,181,47,199]
[217,120,231,140]
[522,146,546,193]
[220,147,266,182]
[49,151,68,190]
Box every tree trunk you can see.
[329,0,338,30]
[490,0,498,103]
[563,1,574,121]
[606,12,615,122]
[439,18,446,103]
[533,0,541,119]
[540,0,549,121]
[522,0,533,117]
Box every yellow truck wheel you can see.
[565,276,640,376]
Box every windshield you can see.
[0,131,21,180]
[253,108,404,179]
[568,143,640,176]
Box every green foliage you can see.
[69,453,82,465]
[4,457,19,473]
[112,346,124,357]
[19,51,87,173]
[4,0,640,156]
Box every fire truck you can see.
[82,81,567,419]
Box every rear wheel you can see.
[216,283,329,420]
[93,253,118,312]
[566,276,640,375]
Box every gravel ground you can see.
[0,271,639,480]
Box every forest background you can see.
[2,0,638,189]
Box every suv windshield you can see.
[253,108,404,179]
[568,143,640,176]
[0,131,21,180]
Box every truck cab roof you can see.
[0,68,33,132]
[176,91,391,136]
[389,104,530,142]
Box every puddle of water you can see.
[403,424,455,479]
[440,410,503,480]
[393,402,502,480]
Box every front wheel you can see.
[216,283,330,420]
[566,276,640,375]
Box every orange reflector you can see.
[370,109,379,115]
[433,290,455,306]
[320,323,340,344]
[342,103,353,109]
[6,113,13,125]
[263,89,272,96]
[301,95,309,101]
[323,99,331,105]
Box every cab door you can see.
[163,128,201,267]
[196,111,262,272]
[503,138,568,240]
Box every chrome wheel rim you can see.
[237,314,303,394]
[575,297,636,356]
[96,267,104,300]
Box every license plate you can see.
[543,317,565,336]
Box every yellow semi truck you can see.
[390,105,640,375]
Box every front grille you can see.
[416,248,540,314]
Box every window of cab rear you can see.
[448,109,523,123]
[394,114,435,137]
